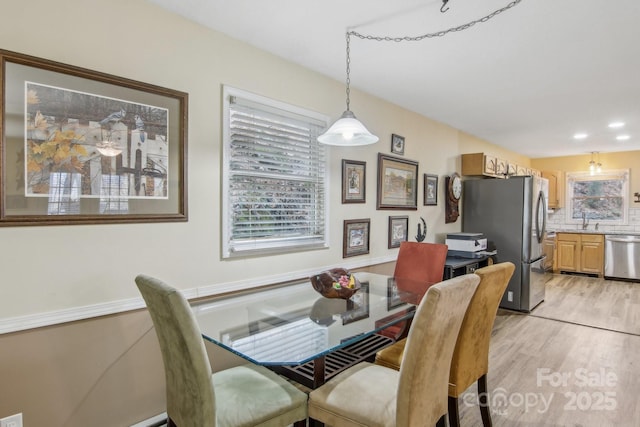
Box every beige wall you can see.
[0,0,525,425]
[532,151,640,199]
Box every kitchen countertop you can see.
[549,229,640,236]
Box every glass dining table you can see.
[192,271,434,389]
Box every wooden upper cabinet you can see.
[461,153,541,179]
[542,170,565,209]
[462,153,499,177]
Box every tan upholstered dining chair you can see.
[447,262,515,427]
[374,262,515,427]
[135,274,308,427]
[308,273,480,427]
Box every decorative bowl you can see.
[310,268,361,299]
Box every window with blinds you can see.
[222,86,329,258]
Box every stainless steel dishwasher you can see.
[604,235,640,282]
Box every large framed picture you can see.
[342,159,366,203]
[343,218,371,258]
[424,174,438,206]
[388,215,408,248]
[376,153,418,210]
[0,49,188,226]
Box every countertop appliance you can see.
[462,176,550,312]
[445,232,488,252]
[604,235,640,282]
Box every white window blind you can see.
[222,86,329,258]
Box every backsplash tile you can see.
[548,207,640,234]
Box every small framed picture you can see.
[391,133,405,155]
[388,215,409,248]
[424,174,438,206]
[343,219,371,258]
[342,159,366,203]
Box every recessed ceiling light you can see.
[616,135,630,141]
[608,121,625,129]
[573,133,588,140]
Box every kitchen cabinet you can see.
[556,233,604,277]
[542,170,565,209]
[461,153,499,177]
[461,153,541,179]
[543,234,557,272]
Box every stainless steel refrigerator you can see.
[462,176,551,312]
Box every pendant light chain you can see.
[348,0,522,43]
[345,32,351,111]
[324,0,523,146]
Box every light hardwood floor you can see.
[457,273,640,426]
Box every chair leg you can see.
[448,395,461,427]
[436,414,446,427]
[478,374,493,427]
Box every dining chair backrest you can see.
[396,273,480,426]
[449,262,516,395]
[135,274,216,427]
[394,241,448,284]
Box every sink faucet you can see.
[595,223,599,231]
[582,212,589,230]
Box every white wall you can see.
[0,0,512,332]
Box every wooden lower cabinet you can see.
[556,233,604,277]
[543,235,557,272]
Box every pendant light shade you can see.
[318,110,379,146]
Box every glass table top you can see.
[192,272,430,366]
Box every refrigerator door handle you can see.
[535,190,547,244]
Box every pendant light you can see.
[589,152,596,175]
[318,0,522,147]
[589,151,603,175]
[317,33,378,146]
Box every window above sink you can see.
[565,170,630,226]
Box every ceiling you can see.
[146,0,640,159]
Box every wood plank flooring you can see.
[457,274,640,426]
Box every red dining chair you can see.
[381,241,449,339]
[394,241,449,283]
